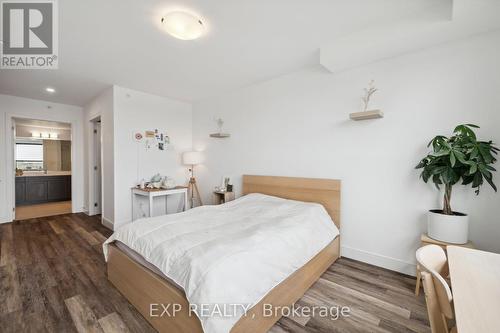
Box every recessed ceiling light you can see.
[161,11,205,40]
[46,87,56,93]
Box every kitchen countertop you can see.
[17,171,72,177]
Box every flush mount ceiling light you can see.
[46,87,56,93]
[161,11,205,40]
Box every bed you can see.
[104,175,341,333]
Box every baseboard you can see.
[102,216,114,231]
[341,245,416,276]
[0,215,12,224]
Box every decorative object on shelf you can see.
[362,80,377,112]
[151,173,162,182]
[350,80,383,121]
[416,124,498,244]
[220,175,231,191]
[183,151,203,208]
[149,173,162,188]
[210,117,231,138]
[162,176,176,189]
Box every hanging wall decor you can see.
[134,129,170,150]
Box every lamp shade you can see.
[183,151,203,165]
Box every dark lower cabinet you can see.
[15,181,26,204]
[26,179,48,202]
[48,179,67,201]
[16,176,71,205]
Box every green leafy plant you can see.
[416,124,498,215]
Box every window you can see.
[16,142,44,170]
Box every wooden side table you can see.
[415,233,475,296]
[131,186,188,221]
[213,191,235,205]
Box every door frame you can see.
[5,114,79,222]
[87,116,103,216]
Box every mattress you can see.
[104,193,339,333]
[115,241,182,290]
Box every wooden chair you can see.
[417,245,456,333]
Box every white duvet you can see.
[103,193,339,333]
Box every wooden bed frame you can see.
[107,175,341,333]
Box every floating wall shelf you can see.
[209,133,231,138]
[349,110,384,121]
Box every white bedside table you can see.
[131,186,188,221]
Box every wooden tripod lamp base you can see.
[183,151,204,208]
[188,177,203,207]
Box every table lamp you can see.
[182,151,203,207]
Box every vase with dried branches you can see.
[362,80,377,112]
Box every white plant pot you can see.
[427,210,469,244]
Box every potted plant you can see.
[416,124,498,244]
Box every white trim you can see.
[102,216,114,230]
[0,216,11,224]
[341,245,416,276]
[87,116,102,216]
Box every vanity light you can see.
[46,87,56,93]
[41,132,50,139]
[161,11,205,40]
[49,133,59,139]
[32,132,40,138]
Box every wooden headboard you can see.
[242,175,341,229]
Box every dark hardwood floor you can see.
[0,213,430,333]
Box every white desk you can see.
[448,246,500,333]
[131,186,188,221]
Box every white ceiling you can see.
[0,0,490,106]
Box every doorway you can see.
[13,118,73,220]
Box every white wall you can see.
[83,87,114,225]
[192,31,500,275]
[0,94,85,222]
[113,86,192,227]
[83,86,192,229]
